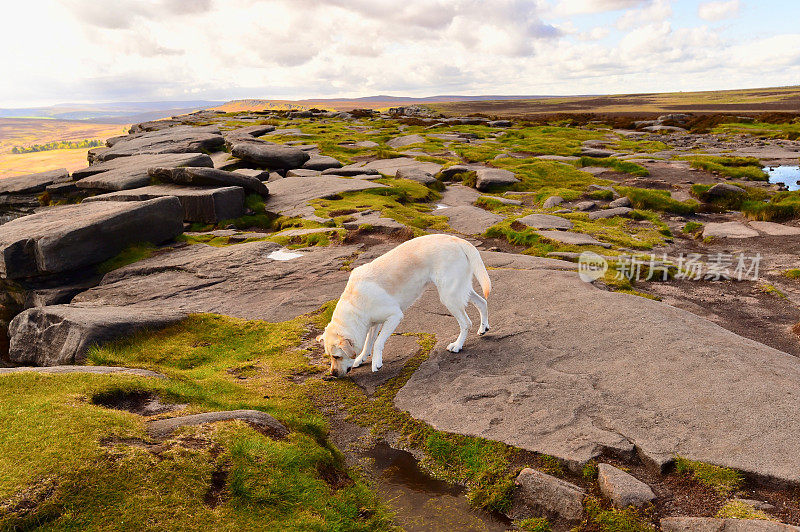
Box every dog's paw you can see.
[478,324,490,336]
[371,363,382,372]
[446,342,462,353]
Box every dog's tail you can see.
[460,240,491,298]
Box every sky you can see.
[0,0,798,107]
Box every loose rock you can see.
[597,463,655,508]
[514,468,585,522]
[475,168,518,191]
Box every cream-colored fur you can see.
[320,234,491,377]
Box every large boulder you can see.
[393,266,800,484]
[84,185,245,224]
[0,198,184,279]
[475,168,518,191]
[8,304,186,366]
[230,141,310,170]
[149,166,268,197]
[73,153,214,191]
[0,169,71,195]
[91,126,224,162]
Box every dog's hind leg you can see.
[442,300,472,353]
[371,312,403,372]
[353,324,380,368]
[469,289,490,335]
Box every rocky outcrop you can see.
[0,169,71,195]
[73,152,214,191]
[149,166,269,197]
[84,185,245,224]
[91,126,224,162]
[0,198,184,279]
[263,176,386,218]
[8,304,186,366]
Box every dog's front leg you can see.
[371,312,403,372]
[353,324,380,368]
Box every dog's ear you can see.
[338,337,355,356]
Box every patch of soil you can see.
[91,390,186,416]
[204,463,229,508]
[317,462,354,490]
[0,478,60,529]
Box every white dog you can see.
[319,234,491,377]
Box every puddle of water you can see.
[765,166,800,191]
[366,442,510,532]
[435,204,449,210]
[267,249,304,261]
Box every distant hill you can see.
[0,101,224,123]
[212,95,566,113]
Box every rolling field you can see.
[0,118,125,177]
[428,86,800,117]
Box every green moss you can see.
[783,269,800,281]
[683,156,768,181]
[97,243,156,274]
[578,157,649,177]
[615,187,697,215]
[716,500,772,520]
[582,461,598,481]
[711,121,800,141]
[584,496,656,532]
[495,126,603,157]
[683,221,704,234]
[587,189,615,201]
[760,283,788,299]
[519,517,552,531]
[674,455,743,495]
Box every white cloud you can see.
[698,0,741,21]
[0,0,797,107]
[551,0,648,16]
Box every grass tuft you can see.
[674,455,743,495]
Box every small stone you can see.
[609,197,632,208]
[514,468,585,522]
[597,463,655,508]
[575,201,597,211]
[543,196,565,208]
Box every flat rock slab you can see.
[396,167,436,185]
[147,410,288,439]
[0,169,70,195]
[588,207,633,220]
[386,134,425,149]
[150,166,268,197]
[73,153,214,191]
[661,518,800,531]
[263,176,386,218]
[92,126,224,162]
[0,197,184,279]
[749,221,800,236]
[440,184,481,207]
[437,205,503,234]
[703,222,760,239]
[84,185,245,224]
[393,267,800,484]
[537,230,611,247]
[8,304,186,366]
[516,214,573,230]
[72,242,367,322]
[353,157,442,176]
[0,365,165,378]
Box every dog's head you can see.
[318,325,357,377]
